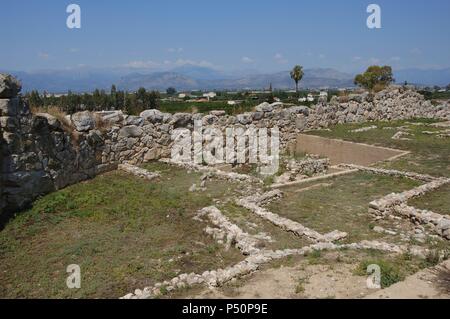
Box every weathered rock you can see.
[255,102,272,113]
[95,111,124,125]
[125,115,144,126]
[202,114,219,125]
[0,98,20,116]
[171,113,192,128]
[237,113,252,125]
[71,111,95,132]
[119,125,143,138]
[0,74,22,98]
[35,113,62,130]
[140,109,163,123]
[210,110,226,117]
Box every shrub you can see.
[355,259,404,288]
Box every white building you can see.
[318,91,328,103]
[203,92,217,99]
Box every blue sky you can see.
[1,0,449,73]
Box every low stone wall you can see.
[1,72,450,222]
[393,204,450,240]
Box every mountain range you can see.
[2,65,449,93]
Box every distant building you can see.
[318,91,328,103]
[178,93,187,99]
[202,92,217,99]
[307,94,314,102]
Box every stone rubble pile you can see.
[393,204,450,240]
[118,163,160,181]
[274,155,330,184]
[369,177,450,215]
[392,131,412,140]
[194,206,264,255]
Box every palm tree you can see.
[290,65,304,93]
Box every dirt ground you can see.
[192,257,450,300]
[290,134,407,166]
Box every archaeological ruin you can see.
[1,73,449,299]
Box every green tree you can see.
[354,65,394,91]
[166,87,177,95]
[28,90,43,108]
[110,84,118,110]
[290,65,304,93]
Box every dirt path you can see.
[194,261,374,299]
[190,259,450,299]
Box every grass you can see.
[218,202,311,251]
[355,258,404,288]
[267,172,421,243]
[408,184,450,216]
[353,251,445,288]
[305,119,450,177]
[295,277,307,294]
[0,162,244,298]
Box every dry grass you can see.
[191,105,199,114]
[30,105,80,148]
[31,105,72,130]
[93,113,110,133]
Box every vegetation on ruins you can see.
[354,65,394,92]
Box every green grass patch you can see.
[0,162,244,298]
[408,184,450,216]
[267,172,421,243]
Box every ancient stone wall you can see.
[1,73,449,222]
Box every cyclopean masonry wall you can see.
[1,73,449,223]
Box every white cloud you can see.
[38,52,49,59]
[353,56,362,61]
[69,48,80,53]
[241,56,254,64]
[124,60,161,69]
[389,56,401,62]
[168,47,184,53]
[173,59,215,68]
[318,53,326,59]
[410,48,422,55]
[368,57,380,65]
[274,53,288,64]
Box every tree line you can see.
[25,85,160,115]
